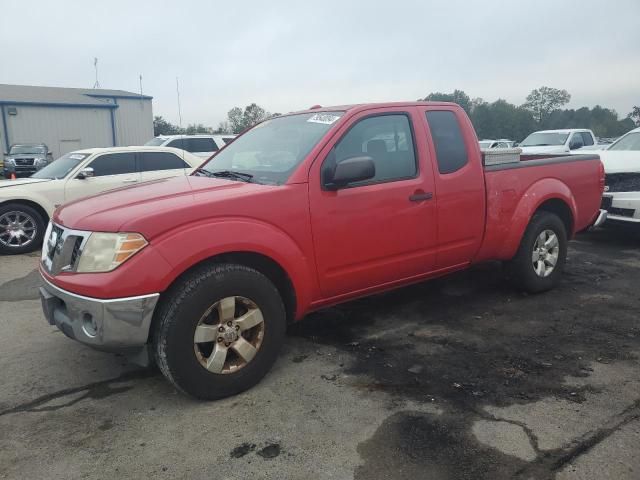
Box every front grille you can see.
[605,173,640,193]
[42,223,89,275]
[609,207,635,218]
[601,196,613,210]
[14,158,35,166]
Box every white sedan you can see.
[0,146,202,254]
[599,127,640,224]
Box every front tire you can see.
[507,211,567,293]
[153,263,286,400]
[0,203,46,255]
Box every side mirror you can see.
[324,156,375,190]
[569,141,582,150]
[77,167,94,179]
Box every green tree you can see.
[421,89,472,114]
[470,100,536,141]
[629,106,640,127]
[185,123,211,135]
[522,86,571,125]
[153,116,183,136]
[226,103,272,134]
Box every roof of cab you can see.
[287,101,459,116]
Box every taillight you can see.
[598,161,605,193]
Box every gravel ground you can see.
[0,227,639,479]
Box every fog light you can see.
[82,313,98,337]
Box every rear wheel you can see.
[153,263,286,400]
[507,211,567,293]
[0,203,45,255]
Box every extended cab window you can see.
[89,153,136,177]
[139,152,189,171]
[426,111,468,174]
[331,114,417,184]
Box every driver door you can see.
[64,152,140,202]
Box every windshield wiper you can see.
[210,170,254,182]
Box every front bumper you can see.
[3,167,37,178]
[601,193,640,224]
[39,275,160,351]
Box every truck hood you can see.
[519,145,570,155]
[54,175,272,238]
[597,151,640,174]
[0,178,51,189]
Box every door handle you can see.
[123,179,138,183]
[409,192,433,202]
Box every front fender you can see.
[151,218,317,317]
[499,178,577,259]
[0,190,55,218]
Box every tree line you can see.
[155,87,640,141]
[422,87,637,141]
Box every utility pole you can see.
[176,77,183,128]
[93,57,101,89]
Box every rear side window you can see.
[166,138,218,153]
[187,138,217,152]
[139,152,189,172]
[425,111,468,174]
[89,153,136,177]
[581,132,594,146]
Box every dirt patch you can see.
[291,230,640,410]
[355,411,528,480]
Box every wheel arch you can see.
[0,198,50,225]
[499,178,577,260]
[149,250,299,344]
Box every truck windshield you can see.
[520,132,569,147]
[196,112,344,185]
[10,145,46,155]
[608,132,640,151]
[144,138,168,146]
[31,153,89,180]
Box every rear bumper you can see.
[39,275,159,351]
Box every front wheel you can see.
[506,211,567,293]
[0,203,46,255]
[153,263,286,400]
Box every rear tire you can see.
[507,211,567,293]
[153,263,286,400]
[0,203,46,255]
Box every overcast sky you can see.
[2,0,639,128]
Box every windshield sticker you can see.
[69,154,87,160]
[307,113,341,125]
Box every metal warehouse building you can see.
[0,84,153,162]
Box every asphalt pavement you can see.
[1,227,639,479]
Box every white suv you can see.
[145,134,236,158]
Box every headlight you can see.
[5,158,15,165]
[76,232,148,273]
[35,158,48,167]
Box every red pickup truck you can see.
[39,102,606,399]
